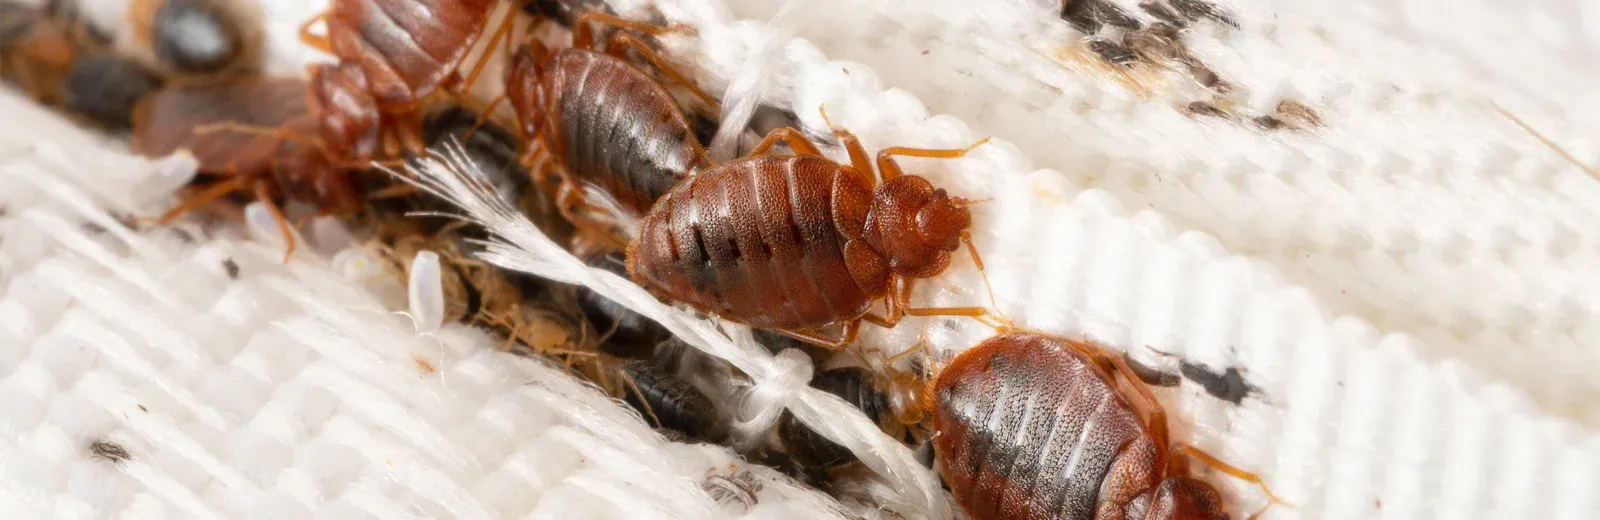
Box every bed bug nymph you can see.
[493,11,720,245]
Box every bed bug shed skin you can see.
[928,332,1279,520]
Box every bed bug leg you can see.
[454,3,520,98]
[251,180,298,263]
[874,137,992,182]
[142,174,254,225]
[601,32,720,112]
[297,11,332,53]
[773,320,861,350]
[1168,444,1285,517]
[745,127,823,157]
[817,106,874,180]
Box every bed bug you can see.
[778,367,895,472]
[128,0,257,76]
[131,77,366,260]
[296,0,513,157]
[578,252,672,355]
[423,106,528,199]
[496,11,721,246]
[0,0,90,105]
[927,332,1280,520]
[615,358,726,441]
[59,54,165,131]
[626,108,1001,348]
[780,342,934,470]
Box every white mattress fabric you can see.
[3,0,1599,518]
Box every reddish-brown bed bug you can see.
[927,331,1281,520]
[494,11,718,245]
[131,77,368,260]
[625,108,1003,348]
[295,0,511,158]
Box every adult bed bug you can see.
[927,331,1280,520]
[626,108,1002,348]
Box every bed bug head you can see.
[868,176,973,279]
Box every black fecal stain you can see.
[1123,352,1180,387]
[222,258,239,279]
[89,439,131,464]
[1178,360,1258,404]
[1062,0,1141,33]
[1088,39,1138,66]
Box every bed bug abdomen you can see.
[628,154,880,330]
[930,332,1155,520]
[326,0,497,110]
[779,367,893,470]
[618,359,725,441]
[542,49,709,214]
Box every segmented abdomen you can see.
[543,49,707,215]
[327,0,496,109]
[931,333,1149,520]
[629,155,875,330]
[618,359,724,440]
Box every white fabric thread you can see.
[397,145,953,519]
[7,0,1600,517]
[0,88,858,519]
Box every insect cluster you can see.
[3,0,1279,518]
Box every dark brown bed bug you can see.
[616,358,725,441]
[626,109,1001,348]
[296,0,509,158]
[778,367,895,472]
[59,54,165,131]
[501,11,719,242]
[579,252,672,356]
[928,332,1280,520]
[131,77,365,260]
[128,0,257,76]
[419,105,530,206]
